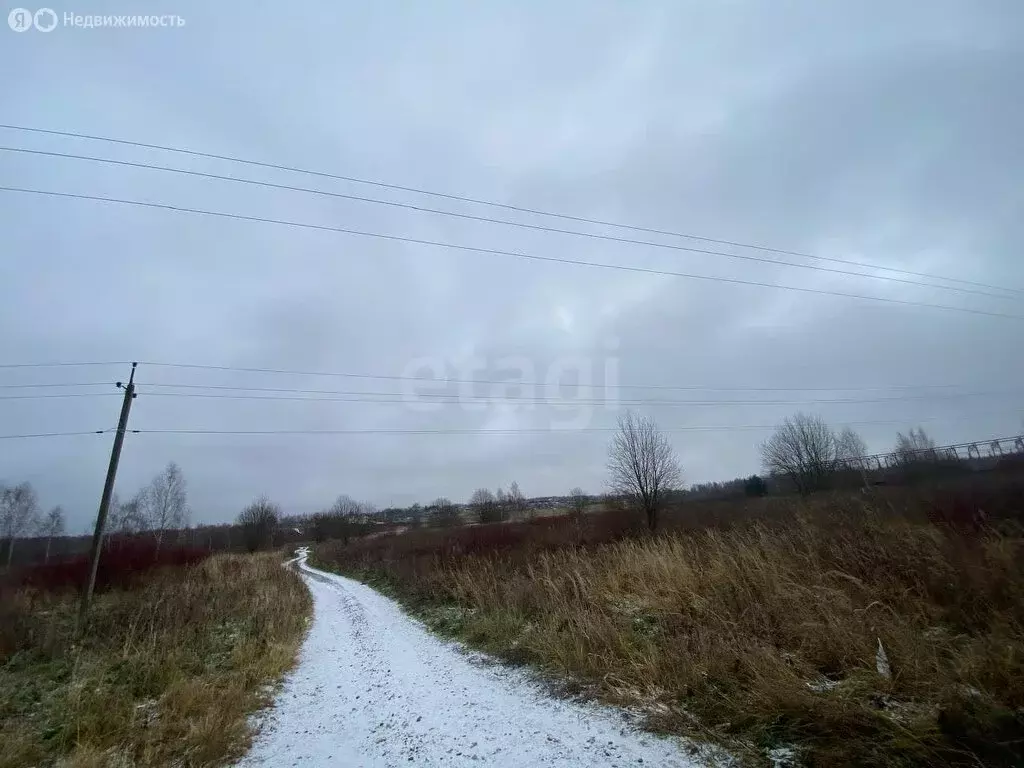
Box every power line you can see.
[2,144,1014,302]
[136,363,991,393]
[0,361,129,369]
[0,429,110,440]
[2,123,1016,297]
[125,413,1018,437]
[3,384,1012,407]
[4,185,1023,321]
[126,427,691,436]
[0,365,997,396]
[0,382,112,389]
[136,388,1022,408]
[0,393,119,400]
[121,425,824,435]
[0,369,988,396]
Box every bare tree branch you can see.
[607,410,682,530]
[470,488,500,523]
[507,481,528,520]
[836,426,868,462]
[894,426,938,465]
[39,505,65,564]
[429,497,460,528]
[141,462,188,553]
[760,413,841,494]
[1,482,40,569]
[237,496,280,552]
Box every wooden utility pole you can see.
[77,362,138,633]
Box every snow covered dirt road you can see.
[238,551,711,767]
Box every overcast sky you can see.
[2,1,1023,532]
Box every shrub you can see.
[743,474,768,497]
[8,536,209,593]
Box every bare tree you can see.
[507,481,528,520]
[313,494,370,544]
[106,492,123,534]
[607,410,682,530]
[894,427,937,464]
[744,475,768,497]
[470,488,500,523]
[430,497,460,528]
[760,413,840,494]
[1,482,40,569]
[110,491,149,535]
[237,496,280,552]
[141,462,188,553]
[39,505,65,564]
[836,426,868,463]
[568,487,588,519]
[330,494,363,519]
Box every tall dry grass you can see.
[316,495,1024,766]
[0,552,311,768]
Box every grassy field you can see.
[0,551,311,768]
[313,482,1024,767]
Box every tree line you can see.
[0,483,64,569]
[603,409,1001,529]
[6,411,1009,561]
[759,412,947,493]
[1,462,189,569]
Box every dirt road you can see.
[238,550,709,767]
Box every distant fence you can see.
[845,434,1024,471]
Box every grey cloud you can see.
[2,1,1023,531]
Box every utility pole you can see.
[77,362,138,633]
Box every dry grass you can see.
[0,552,311,768]
[315,495,1024,766]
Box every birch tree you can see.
[40,505,65,564]
[142,462,188,553]
[1,482,40,569]
[507,481,528,519]
[894,427,937,464]
[837,426,869,463]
